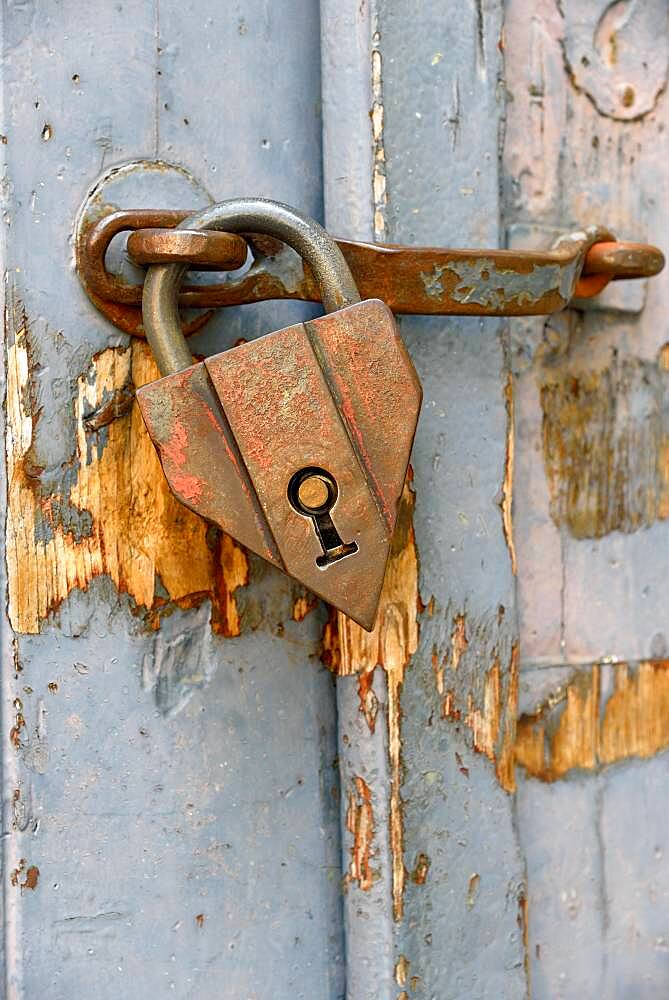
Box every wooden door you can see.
[2,2,667,998]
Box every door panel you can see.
[506,1,669,995]
[323,2,526,997]
[2,2,342,998]
[2,1,667,998]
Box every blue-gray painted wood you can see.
[506,2,669,997]
[321,5,398,996]
[518,752,669,998]
[4,1,667,997]
[323,2,528,998]
[380,0,528,992]
[1,2,343,997]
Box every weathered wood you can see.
[1,3,344,997]
[323,1,528,997]
[505,1,669,995]
[3,1,667,996]
[5,324,248,636]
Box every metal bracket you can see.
[75,208,665,337]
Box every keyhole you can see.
[288,467,359,568]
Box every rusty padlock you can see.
[136,199,422,630]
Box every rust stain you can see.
[541,356,669,539]
[345,776,376,892]
[10,859,39,892]
[5,301,248,635]
[334,478,419,922]
[501,374,517,573]
[515,661,669,781]
[195,913,205,928]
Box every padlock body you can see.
[136,299,422,630]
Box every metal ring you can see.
[142,198,362,376]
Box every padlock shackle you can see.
[142,198,362,376]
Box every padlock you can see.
[136,199,422,631]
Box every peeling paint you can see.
[516,661,669,782]
[292,590,319,623]
[466,872,480,909]
[371,23,386,239]
[428,256,575,310]
[541,356,669,539]
[517,890,529,982]
[450,612,469,671]
[345,776,376,892]
[333,478,419,921]
[559,0,669,121]
[395,954,410,986]
[356,665,379,734]
[10,858,39,892]
[5,298,248,634]
[410,852,430,885]
[501,374,517,574]
[438,609,518,793]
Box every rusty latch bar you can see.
[75,209,664,337]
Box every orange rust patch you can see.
[335,478,419,922]
[195,913,205,928]
[5,309,248,635]
[515,661,669,781]
[345,776,376,892]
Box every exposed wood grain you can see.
[332,478,419,922]
[505,0,669,666]
[345,776,376,892]
[541,355,669,538]
[2,2,345,996]
[516,661,669,782]
[5,295,247,635]
[441,636,519,794]
[502,374,517,573]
